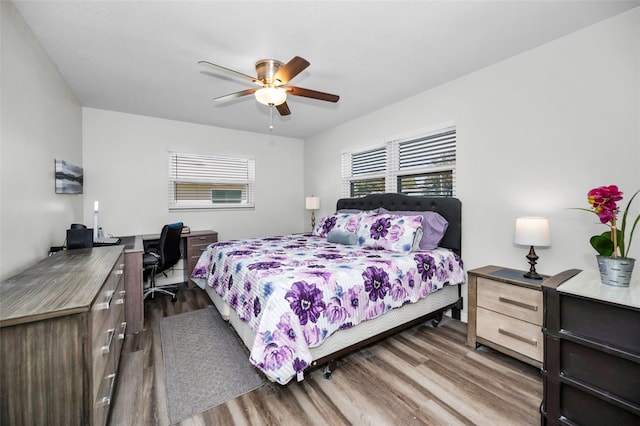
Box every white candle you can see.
[94,201,99,212]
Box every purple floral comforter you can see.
[191,234,465,384]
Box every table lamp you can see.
[514,217,551,279]
[305,196,320,230]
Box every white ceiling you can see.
[12,1,640,139]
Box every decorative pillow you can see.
[379,208,448,250]
[327,230,358,245]
[357,214,423,253]
[312,213,365,238]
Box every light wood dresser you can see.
[0,245,126,426]
[467,265,547,368]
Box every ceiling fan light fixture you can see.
[255,87,287,106]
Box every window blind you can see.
[342,145,389,196]
[398,129,456,170]
[168,152,255,210]
[351,146,387,176]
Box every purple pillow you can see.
[378,208,448,250]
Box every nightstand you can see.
[467,265,547,368]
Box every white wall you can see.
[0,1,83,280]
[304,8,640,317]
[82,108,305,240]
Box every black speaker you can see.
[67,228,93,249]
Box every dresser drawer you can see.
[93,369,116,426]
[93,295,124,426]
[477,277,542,325]
[90,254,125,404]
[477,307,543,362]
[560,339,640,406]
[91,257,125,339]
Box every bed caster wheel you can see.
[323,365,332,380]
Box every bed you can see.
[191,193,464,385]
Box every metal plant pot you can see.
[596,255,635,287]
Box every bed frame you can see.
[205,193,463,380]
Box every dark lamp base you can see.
[523,270,544,280]
[524,245,543,280]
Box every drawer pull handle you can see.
[96,290,115,310]
[498,296,538,311]
[498,328,538,346]
[97,374,117,407]
[118,322,127,340]
[101,328,116,354]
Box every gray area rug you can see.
[160,307,265,424]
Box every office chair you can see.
[143,222,184,301]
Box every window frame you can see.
[342,125,456,198]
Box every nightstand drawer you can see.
[187,233,218,250]
[477,307,543,362]
[187,234,217,264]
[477,277,542,325]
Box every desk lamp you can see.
[305,196,320,230]
[93,201,99,239]
[514,217,551,280]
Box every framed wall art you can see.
[55,159,83,194]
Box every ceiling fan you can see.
[198,56,339,116]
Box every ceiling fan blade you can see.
[198,61,261,86]
[214,88,258,103]
[274,56,310,84]
[276,102,291,116]
[286,86,339,103]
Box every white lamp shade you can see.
[305,196,320,210]
[514,217,551,246]
[255,87,287,106]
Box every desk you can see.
[120,230,217,334]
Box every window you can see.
[342,126,456,198]
[168,151,255,210]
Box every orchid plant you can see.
[576,185,639,259]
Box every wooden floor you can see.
[109,286,543,426]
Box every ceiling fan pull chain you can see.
[269,105,274,131]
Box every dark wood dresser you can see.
[0,245,126,426]
[541,269,640,425]
[185,230,218,286]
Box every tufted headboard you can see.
[336,193,462,255]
